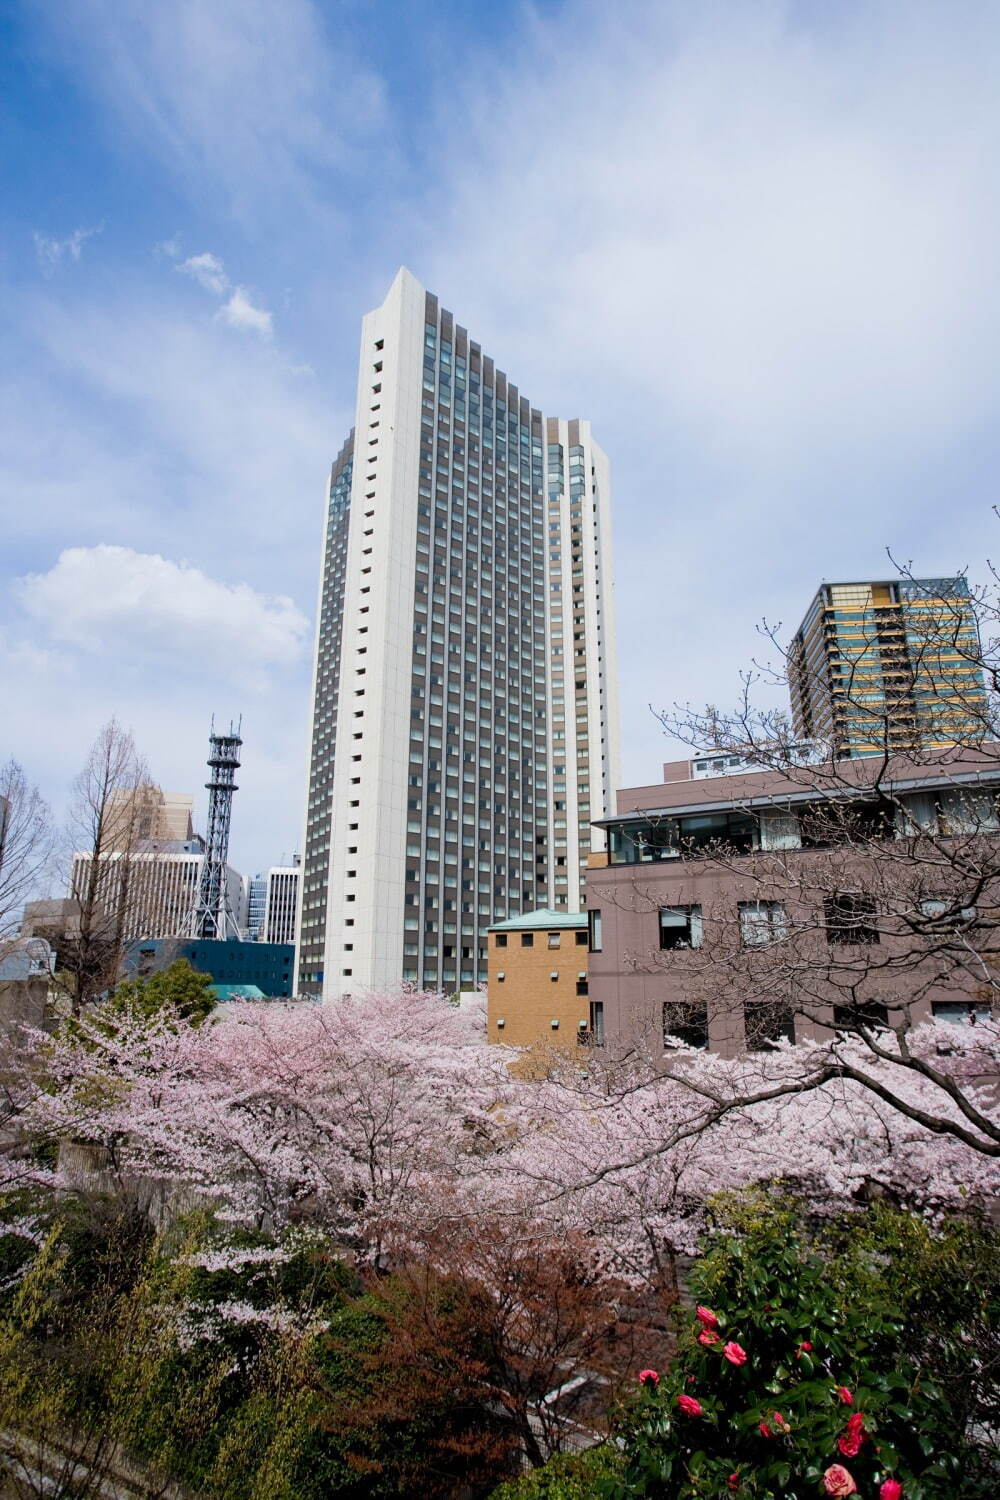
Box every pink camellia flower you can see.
[677,1394,703,1417]
[835,1385,854,1405]
[637,1369,659,1387]
[697,1328,719,1346]
[879,1481,903,1500]
[695,1305,720,1329]
[822,1465,858,1496]
[723,1341,748,1365]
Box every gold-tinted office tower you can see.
[789,577,988,758]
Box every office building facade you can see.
[245,865,300,945]
[789,577,987,759]
[297,268,619,998]
[246,875,267,940]
[264,865,299,945]
[69,847,245,942]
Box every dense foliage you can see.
[0,1196,524,1497]
[604,1196,1000,1500]
[99,957,217,1026]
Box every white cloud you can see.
[178,250,229,296]
[429,2,1000,469]
[174,251,272,334]
[18,545,308,667]
[217,286,272,336]
[33,225,102,274]
[37,0,386,229]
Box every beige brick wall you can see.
[487,925,590,1050]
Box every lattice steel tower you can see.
[192,718,243,940]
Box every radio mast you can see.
[192,717,243,940]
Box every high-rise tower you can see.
[296,269,619,999]
[789,577,987,759]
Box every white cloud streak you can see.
[178,251,229,296]
[33,225,102,274]
[36,0,386,227]
[175,251,272,334]
[18,545,309,666]
[217,286,272,337]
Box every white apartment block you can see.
[296,268,619,999]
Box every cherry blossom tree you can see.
[24,991,999,1295]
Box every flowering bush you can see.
[603,1198,997,1499]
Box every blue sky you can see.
[3,0,1000,878]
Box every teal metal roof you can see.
[210,983,266,1001]
[487,907,588,932]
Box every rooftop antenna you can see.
[191,716,243,940]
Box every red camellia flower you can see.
[697,1328,719,1346]
[723,1341,748,1365]
[879,1481,903,1500]
[727,1475,741,1492]
[837,1429,864,1458]
[846,1412,865,1432]
[795,1341,813,1357]
[758,1420,774,1438]
[822,1465,858,1496]
[677,1394,703,1417]
[637,1369,659,1387]
[695,1305,720,1329]
[835,1385,854,1405]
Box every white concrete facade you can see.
[69,850,244,941]
[264,866,300,946]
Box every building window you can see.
[589,999,604,1045]
[833,1001,889,1031]
[588,908,602,952]
[662,1001,708,1049]
[548,932,560,948]
[575,931,588,946]
[932,1001,992,1025]
[744,1004,796,1049]
[659,905,702,950]
[738,901,786,946]
[495,933,507,947]
[919,897,977,930]
[825,892,880,945]
[521,933,534,947]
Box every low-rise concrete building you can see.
[585,747,1000,1055]
[486,908,593,1050]
[125,938,295,998]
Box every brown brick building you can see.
[486,908,593,1049]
